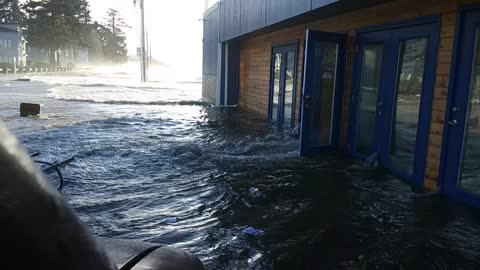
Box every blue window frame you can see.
[440,5,480,208]
[348,16,441,190]
[268,41,299,128]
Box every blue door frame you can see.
[268,41,299,128]
[348,16,440,190]
[299,30,347,156]
[440,5,480,208]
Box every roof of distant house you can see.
[0,26,17,33]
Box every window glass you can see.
[389,38,428,174]
[306,42,338,145]
[271,53,282,122]
[356,44,384,155]
[283,52,295,127]
[460,27,480,192]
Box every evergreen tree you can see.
[22,0,93,66]
[0,0,24,25]
[85,21,104,64]
[22,2,129,65]
[99,9,128,63]
[104,8,129,37]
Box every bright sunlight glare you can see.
[89,0,204,81]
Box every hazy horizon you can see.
[89,0,204,76]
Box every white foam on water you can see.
[46,83,202,105]
[35,66,202,105]
[0,66,203,134]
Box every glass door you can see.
[350,20,440,188]
[350,29,391,160]
[443,9,480,205]
[387,38,429,175]
[354,43,385,156]
[269,43,298,128]
[300,30,347,156]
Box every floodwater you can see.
[2,71,480,269]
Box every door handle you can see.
[448,120,458,127]
[377,102,383,116]
[448,107,460,127]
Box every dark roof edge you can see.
[0,27,18,33]
[223,0,393,43]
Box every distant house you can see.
[76,48,89,66]
[27,46,89,67]
[26,46,49,66]
[0,24,27,67]
[0,24,89,68]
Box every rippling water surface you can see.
[2,71,480,269]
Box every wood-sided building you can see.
[202,0,480,208]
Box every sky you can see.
[206,0,219,9]
[89,0,205,77]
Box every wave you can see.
[53,83,180,91]
[49,97,210,106]
[46,81,203,106]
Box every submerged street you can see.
[2,72,480,269]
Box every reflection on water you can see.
[4,73,480,269]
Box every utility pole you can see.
[145,28,150,81]
[134,0,147,82]
[140,0,147,82]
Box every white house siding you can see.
[0,29,21,66]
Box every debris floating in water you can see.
[291,124,300,138]
[249,187,262,198]
[363,152,379,168]
[165,217,178,224]
[20,103,40,117]
[242,227,265,236]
